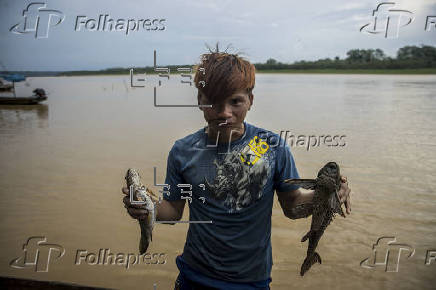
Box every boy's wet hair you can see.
[194,44,255,104]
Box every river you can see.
[0,74,435,289]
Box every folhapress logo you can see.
[10,2,167,39]
[9,2,65,39]
[360,236,415,272]
[75,15,166,35]
[9,236,65,272]
[360,2,414,38]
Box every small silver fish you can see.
[125,168,157,254]
[285,162,346,276]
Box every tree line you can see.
[255,45,436,70]
[50,45,436,76]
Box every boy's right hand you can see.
[122,187,149,221]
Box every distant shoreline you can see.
[3,45,435,77]
[255,68,436,74]
[56,68,436,76]
[2,68,435,78]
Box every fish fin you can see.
[125,168,132,180]
[301,230,312,242]
[333,190,346,217]
[284,179,317,190]
[300,252,322,276]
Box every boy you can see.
[122,50,351,289]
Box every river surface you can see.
[0,74,435,289]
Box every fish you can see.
[125,168,158,254]
[285,162,346,276]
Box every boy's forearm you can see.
[155,199,185,224]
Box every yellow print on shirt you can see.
[240,136,270,166]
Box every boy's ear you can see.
[248,93,254,110]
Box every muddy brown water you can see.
[1,74,435,289]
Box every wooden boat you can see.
[0,88,47,105]
[0,276,114,289]
[0,82,13,92]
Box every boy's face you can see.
[198,89,253,140]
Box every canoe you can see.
[0,95,47,105]
[0,83,13,92]
[0,88,47,105]
[0,276,114,289]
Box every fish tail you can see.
[139,236,148,255]
[301,230,311,242]
[139,221,151,254]
[300,252,322,276]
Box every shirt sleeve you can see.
[163,142,185,201]
[274,143,300,192]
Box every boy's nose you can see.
[216,103,232,119]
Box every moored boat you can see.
[0,80,13,92]
[0,88,47,105]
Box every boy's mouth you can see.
[218,120,230,126]
[209,119,232,127]
[208,120,243,131]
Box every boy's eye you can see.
[231,99,242,105]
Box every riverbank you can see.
[4,68,435,77]
[54,68,436,76]
[256,68,436,74]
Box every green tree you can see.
[374,49,386,60]
[266,58,278,65]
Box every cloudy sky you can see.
[0,0,435,70]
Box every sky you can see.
[0,0,435,71]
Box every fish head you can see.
[125,168,141,187]
[318,162,340,178]
[317,162,341,192]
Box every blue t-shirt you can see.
[163,122,300,284]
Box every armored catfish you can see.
[285,162,346,276]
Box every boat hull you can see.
[0,96,47,105]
